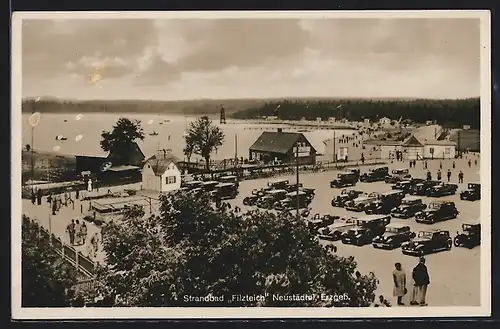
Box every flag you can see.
[336,104,342,109]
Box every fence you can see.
[24,217,97,278]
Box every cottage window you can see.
[147,165,151,168]
[166,176,176,184]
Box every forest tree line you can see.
[231,98,480,129]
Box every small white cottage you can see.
[141,150,182,193]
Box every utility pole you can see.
[332,130,336,167]
[295,142,300,218]
[234,134,238,166]
[30,104,35,183]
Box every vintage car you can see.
[454,221,481,248]
[330,171,358,188]
[390,197,427,219]
[341,215,391,246]
[243,188,270,206]
[331,189,364,207]
[372,223,416,250]
[409,180,441,196]
[344,192,381,212]
[317,218,358,241]
[214,182,238,200]
[306,214,339,232]
[201,181,221,196]
[183,180,204,190]
[401,229,452,256]
[364,190,405,215]
[285,183,303,193]
[384,168,412,184]
[392,178,426,193]
[274,191,312,211]
[267,179,290,190]
[218,175,239,188]
[425,183,458,197]
[415,201,459,224]
[460,183,481,201]
[256,189,288,209]
[300,188,316,200]
[359,166,389,183]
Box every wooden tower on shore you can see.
[220,105,226,124]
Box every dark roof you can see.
[403,135,423,146]
[249,132,316,154]
[144,152,180,176]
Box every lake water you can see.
[21,113,357,161]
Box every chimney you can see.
[277,128,283,133]
[156,149,166,159]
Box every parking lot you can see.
[228,156,482,306]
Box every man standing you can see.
[411,257,430,306]
[80,221,88,244]
[468,159,472,168]
[437,170,442,181]
[426,171,432,181]
[66,220,75,245]
[75,219,82,245]
[447,169,452,182]
[458,170,464,184]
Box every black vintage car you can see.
[460,183,481,201]
[359,166,390,183]
[385,168,412,184]
[392,178,426,193]
[364,190,406,215]
[409,180,441,196]
[401,229,452,256]
[218,175,240,188]
[391,197,427,219]
[341,215,391,246]
[454,222,481,248]
[285,183,303,193]
[345,192,381,212]
[372,223,416,249]
[330,171,358,188]
[214,182,239,200]
[415,201,459,224]
[307,214,339,232]
[331,189,364,207]
[301,188,316,200]
[426,183,458,197]
[274,191,312,211]
[267,179,290,190]
[256,189,288,209]
[344,167,361,181]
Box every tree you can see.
[22,216,78,307]
[100,118,145,165]
[184,116,225,171]
[91,191,378,307]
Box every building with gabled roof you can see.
[141,149,181,193]
[249,129,317,165]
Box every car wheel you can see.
[243,198,249,206]
[333,231,342,241]
[453,237,461,247]
[446,240,452,250]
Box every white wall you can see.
[142,164,160,191]
[403,146,424,160]
[380,145,401,159]
[423,145,456,159]
[159,163,182,193]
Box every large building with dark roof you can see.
[249,129,317,165]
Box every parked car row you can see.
[314,214,481,255]
[180,175,240,200]
[242,179,316,212]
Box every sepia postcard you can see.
[11,10,491,319]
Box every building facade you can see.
[249,130,317,165]
[422,140,457,159]
[141,150,182,193]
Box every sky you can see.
[21,17,481,100]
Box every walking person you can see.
[468,159,472,168]
[426,171,432,181]
[31,189,36,205]
[80,221,88,244]
[74,219,82,245]
[474,159,478,166]
[66,220,75,245]
[458,170,464,184]
[439,161,442,170]
[36,188,42,205]
[424,161,428,169]
[452,160,456,169]
[437,170,442,181]
[447,169,452,182]
[393,262,407,306]
[90,233,99,258]
[410,257,430,306]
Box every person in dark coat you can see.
[468,159,472,168]
[410,257,430,306]
[426,171,432,181]
[458,170,464,184]
[36,188,42,205]
[66,220,76,245]
[452,160,456,169]
[447,169,452,182]
[31,190,36,205]
[437,170,442,181]
[439,161,442,170]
